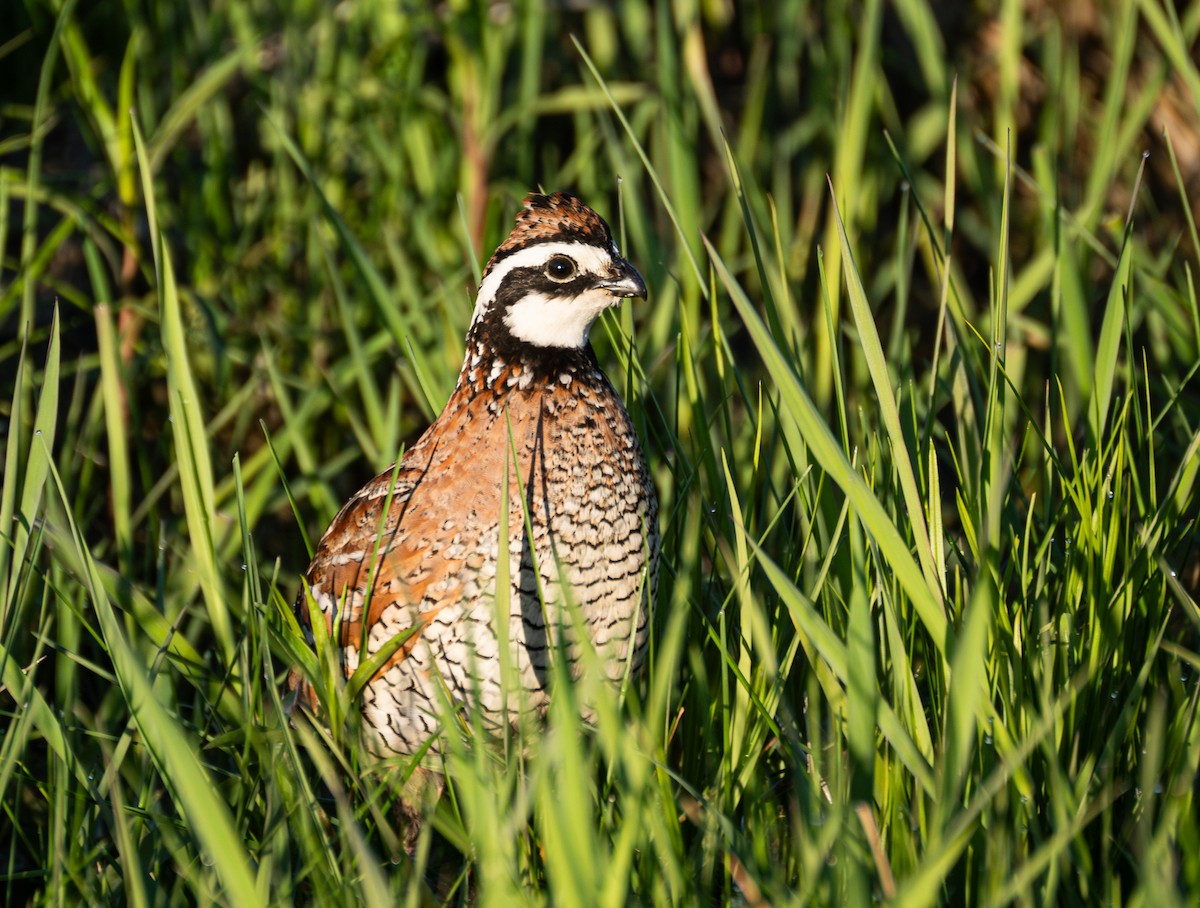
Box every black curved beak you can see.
[597,261,647,300]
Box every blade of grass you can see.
[93,299,131,571]
[1091,231,1134,442]
[132,115,233,663]
[829,179,945,608]
[265,111,420,367]
[708,236,947,653]
[845,511,877,804]
[40,444,259,905]
[2,306,59,625]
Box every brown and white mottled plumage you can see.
[293,192,659,761]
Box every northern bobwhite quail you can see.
[293,191,659,764]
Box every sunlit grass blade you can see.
[40,446,259,905]
[0,321,88,797]
[260,419,314,559]
[895,669,1093,906]
[845,513,877,803]
[936,569,994,829]
[1091,228,1133,442]
[814,0,883,404]
[2,304,58,625]
[0,330,28,623]
[93,299,132,570]
[708,236,948,654]
[750,537,935,795]
[288,720,397,905]
[829,180,945,608]
[132,115,233,663]
[719,451,773,800]
[101,737,149,908]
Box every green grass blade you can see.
[131,117,233,663]
[93,300,132,570]
[936,569,994,828]
[829,180,945,607]
[1091,231,1133,441]
[2,305,59,623]
[0,332,28,622]
[40,446,259,905]
[147,47,248,173]
[265,112,418,358]
[708,236,947,653]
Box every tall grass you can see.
[2,0,1199,903]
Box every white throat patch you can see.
[502,289,618,348]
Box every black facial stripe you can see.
[471,265,611,362]
[493,266,598,304]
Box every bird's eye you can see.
[544,255,577,282]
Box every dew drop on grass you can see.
[241,564,247,571]
[984,734,993,746]
[34,429,42,436]
[1110,691,1118,700]
[1108,491,1114,500]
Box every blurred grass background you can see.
[2,0,1200,903]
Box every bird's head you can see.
[468,192,646,352]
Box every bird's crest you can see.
[483,192,617,277]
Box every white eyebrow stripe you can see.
[471,241,617,323]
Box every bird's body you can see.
[293,192,658,758]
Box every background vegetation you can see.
[2,0,1199,903]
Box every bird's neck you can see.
[454,327,604,399]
